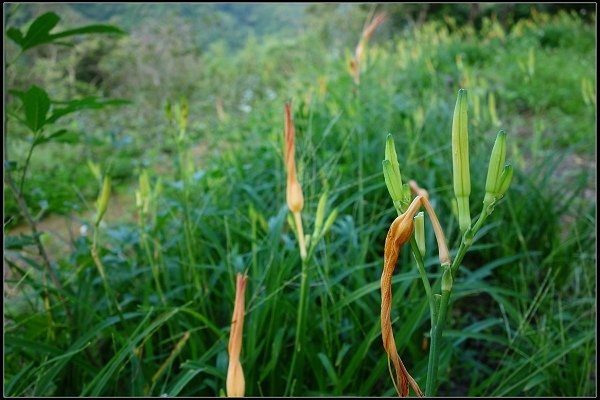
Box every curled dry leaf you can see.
[381,196,424,397]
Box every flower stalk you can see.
[227,273,248,397]
[382,114,512,396]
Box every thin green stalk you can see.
[285,257,310,396]
[392,201,435,321]
[19,136,37,194]
[5,173,74,324]
[410,237,435,321]
[425,290,451,396]
[91,228,124,322]
[174,137,209,318]
[426,210,489,396]
[140,214,166,305]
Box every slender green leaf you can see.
[10,12,125,51]
[46,97,130,124]
[82,308,179,396]
[49,24,126,40]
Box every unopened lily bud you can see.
[414,212,425,257]
[284,103,304,214]
[484,130,507,205]
[452,89,472,232]
[382,160,402,210]
[496,164,513,199]
[382,133,405,211]
[323,208,338,235]
[314,191,328,235]
[95,176,111,226]
[286,180,304,214]
[384,134,402,185]
[400,183,412,212]
[87,160,101,183]
[227,273,248,397]
[441,265,453,292]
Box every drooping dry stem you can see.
[350,12,386,84]
[381,196,424,397]
[227,273,248,397]
[409,180,451,266]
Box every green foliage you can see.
[7,11,125,51]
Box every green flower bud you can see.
[87,160,101,183]
[484,130,507,205]
[383,134,405,212]
[323,208,338,234]
[496,164,513,199]
[314,190,329,236]
[384,134,401,182]
[414,211,425,258]
[452,89,471,232]
[382,160,402,204]
[95,176,111,226]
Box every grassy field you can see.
[4,4,596,397]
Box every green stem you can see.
[140,213,166,305]
[392,204,435,322]
[285,257,310,396]
[92,227,124,322]
[175,137,208,318]
[409,238,435,321]
[425,210,489,395]
[19,139,37,194]
[425,290,451,396]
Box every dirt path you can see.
[7,188,138,260]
